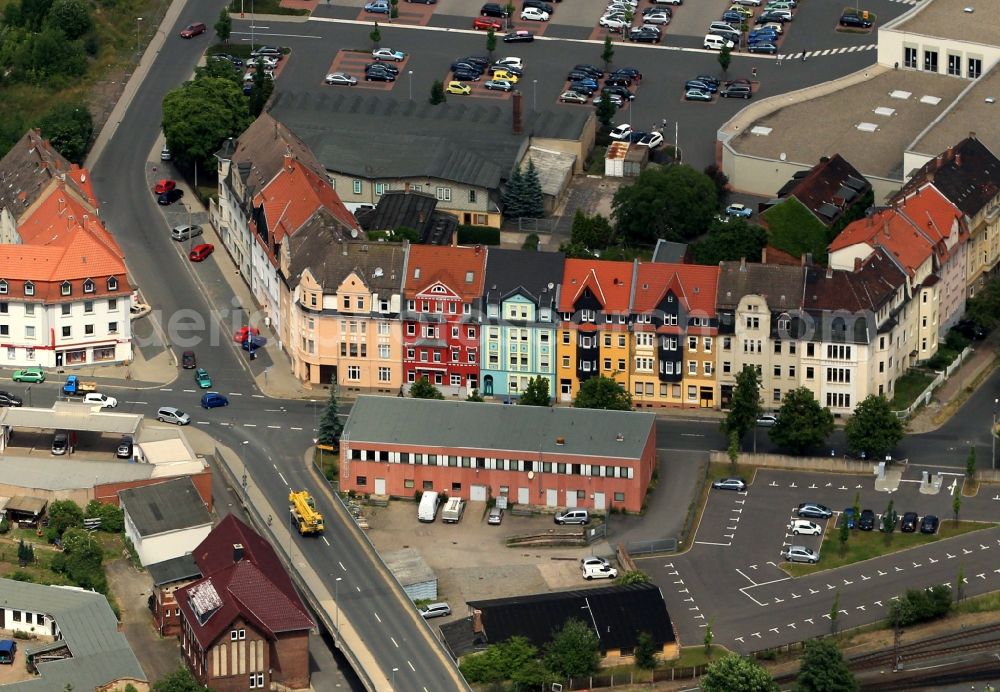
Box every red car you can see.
[154,179,176,194]
[234,326,261,343]
[180,22,206,38]
[473,16,503,30]
[189,243,215,262]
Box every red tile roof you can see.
[404,244,488,301]
[632,263,719,316]
[557,258,633,313]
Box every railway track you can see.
[848,621,1000,670]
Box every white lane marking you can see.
[278,472,288,485]
[291,426,303,430]
[244,423,257,427]
[268,425,281,429]
[252,394,266,398]
[183,389,197,393]
[374,612,382,623]
[390,637,399,648]
[695,541,732,546]
[229,392,244,396]
[408,661,415,672]
[160,388,172,392]
[125,401,148,404]
[196,421,211,425]
[322,536,330,546]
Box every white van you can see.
[441,498,465,524]
[417,491,440,522]
[703,34,735,50]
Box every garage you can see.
[470,485,487,502]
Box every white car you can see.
[418,602,451,619]
[372,47,406,61]
[650,0,681,4]
[580,556,611,569]
[83,392,118,409]
[762,21,784,33]
[599,15,628,29]
[582,562,618,580]
[246,56,278,69]
[494,56,523,69]
[636,131,664,148]
[243,69,274,82]
[643,11,670,24]
[733,0,761,4]
[520,7,549,20]
[791,519,823,536]
[609,123,633,140]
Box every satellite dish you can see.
[779,152,787,161]
[547,282,554,289]
[373,267,384,277]
[527,471,534,480]
[350,228,359,238]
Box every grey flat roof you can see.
[730,67,968,180]
[344,396,655,460]
[147,554,201,586]
[0,578,145,691]
[119,477,212,537]
[909,63,1000,158]
[382,547,436,587]
[0,402,142,434]
[0,456,152,490]
[893,0,1000,48]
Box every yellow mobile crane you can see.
[288,491,325,535]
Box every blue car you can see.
[842,508,857,529]
[201,392,229,409]
[241,334,266,351]
[725,203,753,218]
[748,42,778,54]
[685,79,718,93]
[365,0,390,12]
[571,77,598,90]
[720,11,743,23]
[749,29,778,41]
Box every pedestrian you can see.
[802,52,807,62]
[777,54,782,67]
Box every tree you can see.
[502,165,526,218]
[617,570,651,585]
[612,165,719,244]
[317,381,343,446]
[520,160,545,219]
[466,389,484,402]
[727,430,740,468]
[838,515,849,554]
[956,565,964,602]
[952,485,961,523]
[522,233,540,250]
[247,66,274,118]
[595,94,616,132]
[519,376,551,406]
[704,622,714,654]
[84,499,124,533]
[702,654,776,692]
[369,22,381,50]
[46,0,92,41]
[390,0,398,18]
[882,499,895,533]
[844,395,903,459]
[966,446,976,479]
[965,275,1000,330]
[214,8,232,44]
[13,27,88,85]
[486,27,497,62]
[195,57,243,84]
[48,500,83,537]
[152,667,203,692]
[544,618,600,678]
[635,631,656,669]
[723,365,761,443]
[568,210,614,252]
[795,638,857,692]
[37,101,92,164]
[690,218,767,266]
[410,376,444,400]
[429,79,445,104]
[703,163,729,202]
[830,588,841,634]
[601,34,614,71]
[574,376,632,411]
[771,387,834,454]
[162,76,252,171]
[718,42,732,74]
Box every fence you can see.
[624,538,678,556]
[892,347,973,419]
[555,665,710,690]
[710,451,879,474]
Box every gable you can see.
[415,281,461,300]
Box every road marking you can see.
[748,564,758,570]
[322,536,330,546]
[695,540,732,546]
[804,618,814,624]
[839,485,848,490]
[827,583,836,590]
[963,548,973,554]
[236,30,322,39]
[861,574,870,581]
[809,588,819,594]
[843,579,853,585]
[244,423,257,427]
[678,588,689,594]
[839,609,849,615]
[929,558,938,564]
[736,569,757,585]
[769,627,779,633]
[183,389,196,393]
[688,606,700,611]
[290,426,303,430]
[219,422,231,426]
[947,553,956,559]
[913,562,922,568]
[891,596,900,601]
[339,561,346,572]
[278,472,288,485]
[981,544,990,550]
[895,566,904,572]
[196,421,210,425]
[267,425,281,429]
[751,632,761,638]
[766,561,777,567]
[674,580,685,585]
[125,401,148,404]
[229,392,244,396]
[252,394,265,398]
[694,613,705,620]
[723,533,734,539]
[374,612,382,623]
[822,613,831,619]
[856,605,866,611]
[978,573,987,579]
[789,482,797,488]
[791,593,801,599]
[773,597,784,604]
[683,597,694,602]
[390,637,399,648]
[874,600,883,607]
[740,590,770,607]
[160,388,172,392]
[680,433,704,437]
[408,661,415,672]
[787,622,796,628]
[825,482,832,487]
[809,483,817,489]
[735,636,745,643]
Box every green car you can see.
[12,367,45,383]
[194,368,212,389]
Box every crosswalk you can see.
[782,44,877,60]
[889,0,918,5]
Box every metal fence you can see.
[624,538,678,556]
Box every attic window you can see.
[107,277,118,291]
[465,271,474,283]
[83,279,95,294]
[920,95,942,105]
[61,281,72,296]
[24,282,34,296]
[413,268,421,279]
[856,122,878,132]
[0,280,6,295]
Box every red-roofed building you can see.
[555,259,634,403]
[402,244,487,395]
[0,131,132,368]
[175,515,314,692]
[630,263,720,409]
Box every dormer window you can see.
[83,279,95,294]
[107,277,118,291]
[0,280,6,295]
[24,282,35,297]
[61,281,72,296]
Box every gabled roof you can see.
[716,261,805,311]
[897,136,1000,218]
[118,477,212,538]
[558,258,633,313]
[483,248,564,308]
[651,239,688,264]
[0,130,95,223]
[147,554,201,587]
[804,249,905,313]
[288,230,406,296]
[465,583,675,655]
[632,263,719,316]
[177,515,314,649]
[404,244,487,301]
[355,191,458,245]
[775,154,870,226]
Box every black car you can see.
[601,85,635,101]
[116,435,134,459]
[721,84,752,99]
[685,79,717,93]
[480,2,509,16]
[920,514,939,534]
[364,70,396,82]
[523,0,553,12]
[503,30,535,42]
[695,74,720,87]
[567,69,595,82]
[797,503,833,519]
[627,131,650,143]
[900,511,919,532]
[839,12,872,28]
[182,350,197,369]
[251,45,284,59]
[460,55,490,68]
[451,62,484,75]
[642,5,671,15]
[573,64,604,78]
[610,67,642,80]
[211,53,244,67]
[0,390,23,407]
[629,28,661,43]
[604,75,632,87]
[748,41,778,54]
[955,319,986,339]
[452,68,482,82]
[568,81,596,96]
[858,509,876,531]
[492,64,523,77]
[365,61,399,75]
[157,188,184,205]
[757,11,790,23]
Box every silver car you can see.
[156,406,191,425]
[783,545,819,564]
[419,602,451,619]
[488,506,504,525]
[171,224,203,242]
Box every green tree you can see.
[429,79,445,105]
[952,486,961,523]
[162,76,252,170]
[852,491,861,523]
[248,64,274,117]
[410,376,444,400]
[771,387,834,454]
[369,21,381,50]
[14,27,88,85]
[215,8,232,44]
[568,210,614,252]
[727,430,740,468]
[882,499,895,533]
[522,233,540,250]
[690,218,767,266]
[195,57,243,83]
[718,42,732,74]
[702,654,776,692]
[47,499,83,537]
[838,514,849,554]
[486,27,497,62]
[830,588,841,633]
[795,638,857,692]
[601,34,614,71]
[965,276,1000,330]
[502,165,526,218]
[316,381,343,446]
[704,622,714,654]
[152,667,203,692]
[466,389,484,402]
[46,0,91,41]
[704,163,730,201]
[956,565,964,602]
[617,570,651,585]
[84,500,124,533]
[544,618,600,678]
[574,376,632,411]
[634,631,656,669]
[612,165,718,244]
[36,101,92,164]
[723,364,761,443]
[520,160,545,219]
[519,376,551,406]
[390,0,398,18]
[966,446,976,478]
[844,395,903,459]
[595,93,616,132]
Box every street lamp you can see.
[391,667,398,690]
[335,577,343,633]
[240,440,250,497]
[24,386,31,407]
[136,17,143,54]
[532,79,537,111]
[408,70,413,101]
[992,398,998,470]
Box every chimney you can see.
[233,543,245,563]
[472,609,484,634]
[761,246,768,263]
[955,153,962,168]
[512,92,523,135]
[946,145,954,161]
[854,256,862,272]
[283,152,294,172]
[739,257,747,271]
[969,131,977,140]
[935,155,943,170]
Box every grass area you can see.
[314,448,339,483]
[672,645,727,667]
[586,146,607,175]
[890,370,935,410]
[761,197,829,264]
[955,590,1000,614]
[783,520,993,576]
[228,0,309,16]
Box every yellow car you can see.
[491,69,520,84]
[446,80,471,95]
[727,4,753,17]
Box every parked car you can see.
[83,392,118,409]
[241,334,266,351]
[609,123,633,140]
[451,62,483,75]
[504,30,534,42]
[51,432,68,455]
[685,79,717,93]
[581,556,611,569]
[234,326,260,343]
[480,2,509,16]
[643,10,670,24]
[0,390,23,407]
[365,0,390,12]
[211,53,244,67]
[599,15,628,29]
[569,81,597,96]
[685,88,712,102]
[839,12,872,28]
[160,144,172,160]
[791,519,822,536]
[325,72,358,86]
[842,507,857,529]
[601,85,634,101]
[451,69,482,82]
[446,81,471,95]
[797,503,833,519]
[484,79,514,91]
[171,224,203,241]
[879,509,899,532]
[920,515,939,534]
[749,42,778,54]
[179,22,206,38]
[712,477,747,491]
[522,0,554,13]
[200,392,230,409]
[116,435,134,459]
[494,56,524,69]
[554,509,590,525]
[491,69,520,83]
[722,84,753,99]
[782,545,819,564]
[487,506,504,525]
[189,243,215,262]
[157,406,191,425]
[582,562,618,580]
[158,188,184,205]
[955,319,986,339]
[900,511,919,532]
[365,69,396,82]
[726,203,753,218]
[559,90,588,104]
[12,368,45,383]
[630,28,661,43]
[636,132,663,148]
[593,93,624,107]
[460,55,490,68]
[367,61,400,75]
[194,368,212,389]
[611,67,642,80]
[251,46,284,59]
[419,602,452,618]
[859,509,876,531]
[372,48,406,61]
[181,351,197,369]
[154,179,176,194]
[474,15,503,29]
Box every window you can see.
[62,304,71,316]
[722,361,731,374]
[618,335,626,347]
[723,336,731,350]
[107,277,118,291]
[108,298,117,311]
[903,46,917,69]
[347,366,361,380]
[0,280,5,294]
[84,324,94,336]
[969,57,982,79]
[12,610,20,622]
[773,388,781,402]
[468,189,477,204]
[0,325,6,337]
[83,279,95,293]
[436,187,452,201]
[704,361,713,375]
[923,49,938,72]
[773,365,781,377]
[687,385,696,400]
[356,475,368,486]
[806,366,814,379]
[24,281,34,296]
[789,365,796,378]
[61,281,71,296]
[108,321,118,334]
[450,374,461,386]
[84,300,94,314]
[351,179,362,194]
[704,337,712,353]
[687,360,697,375]
[688,336,697,350]
[947,53,961,76]
[806,343,815,357]
[62,326,71,338]
[25,326,35,339]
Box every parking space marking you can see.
[791,593,800,599]
[695,540,732,546]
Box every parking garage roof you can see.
[0,456,152,490]
[0,401,142,434]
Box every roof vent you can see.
[615,432,624,442]
[555,436,565,446]
[963,6,974,12]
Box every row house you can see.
[480,249,564,400]
[0,131,133,368]
[897,135,1000,298]
[281,222,407,391]
[402,244,487,395]
[556,259,634,403]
